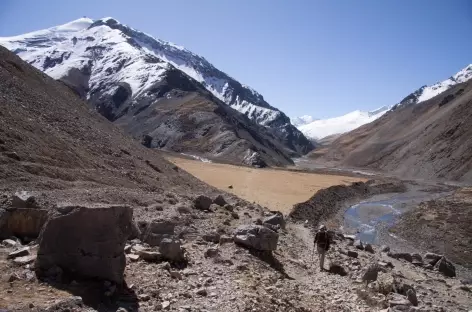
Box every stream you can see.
[341,190,450,246]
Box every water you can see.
[342,191,449,244]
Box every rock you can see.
[5,151,21,161]
[44,296,84,311]
[169,270,182,280]
[364,243,374,253]
[162,301,171,309]
[213,195,227,206]
[231,211,239,219]
[36,205,132,284]
[411,253,423,265]
[0,207,48,240]
[329,262,347,276]
[204,247,219,258]
[194,195,213,210]
[202,231,221,243]
[434,256,456,277]
[11,192,38,208]
[159,238,184,262]
[406,289,418,306]
[138,293,151,301]
[354,240,364,250]
[219,235,233,244]
[127,254,140,262]
[376,272,394,295]
[262,222,280,232]
[387,252,413,263]
[140,220,175,246]
[388,293,412,308]
[1,238,18,247]
[424,252,442,266]
[362,262,379,284]
[380,245,390,253]
[195,288,207,296]
[228,185,233,189]
[378,261,394,270]
[262,212,285,230]
[8,273,21,282]
[7,247,30,259]
[176,204,192,214]
[138,250,162,262]
[459,285,471,292]
[223,204,234,212]
[124,244,132,253]
[233,225,278,251]
[13,255,36,265]
[347,250,358,258]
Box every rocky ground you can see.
[2,184,471,312]
[391,187,472,271]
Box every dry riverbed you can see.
[167,157,366,213]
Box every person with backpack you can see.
[314,224,330,271]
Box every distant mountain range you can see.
[0,17,314,166]
[293,63,472,140]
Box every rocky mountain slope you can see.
[314,79,472,183]
[0,17,313,163]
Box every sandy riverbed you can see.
[167,157,366,213]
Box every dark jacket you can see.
[314,230,330,251]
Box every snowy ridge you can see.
[297,106,391,140]
[0,17,307,146]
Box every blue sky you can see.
[1,0,472,119]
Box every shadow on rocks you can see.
[38,272,139,312]
[247,249,293,280]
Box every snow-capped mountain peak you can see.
[0,17,313,154]
[297,106,391,140]
[291,115,317,127]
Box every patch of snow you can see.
[291,115,316,127]
[180,153,212,163]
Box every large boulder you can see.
[36,205,132,284]
[0,207,48,240]
[233,225,278,251]
[434,256,456,277]
[263,212,286,230]
[194,195,213,210]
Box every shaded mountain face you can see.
[316,81,472,182]
[0,45,210,194]
[0,17,313,163]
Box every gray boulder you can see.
[233,225,278,251]
[347,250,359,258]
[11,191,38,208]
[36,205,132,284]
[159,238,184,262]
[194,195,212,210]
[424,252,442,266]
[406,289,418,306]
[434,256,456,277]
[213,195,227,207]
[262,212,285,230]
[7,247,30,259]
[329,262,347,276]
[380,245,390,253]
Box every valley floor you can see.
[167,156,366,213]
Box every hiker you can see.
[314,224,330,271]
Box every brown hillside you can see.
[317,80,472,182]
